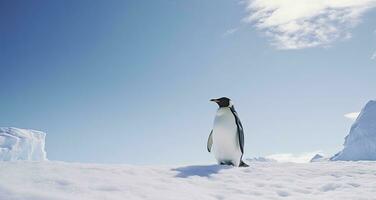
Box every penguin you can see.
[207,97,249,167]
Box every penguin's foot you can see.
[239,160,249,167]
[219,161,234,166]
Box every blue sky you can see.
[1,0,375,164]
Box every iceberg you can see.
[310,154,327,162]
[331,100,376,161]
[0,127,47,161]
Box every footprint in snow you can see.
[276,191,290,197]
[320,183,342,192]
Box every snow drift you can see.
[332,100,376,161]
[0,127,47,161]
[0,161,376,200]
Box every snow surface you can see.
[1,161,376,200]
[332,100,376,161]
[0,127,47,161]
[247,157,276,162]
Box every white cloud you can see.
[222,28,239,37]
[265,151,323,163]
[371,51,376,60]
[344,112,360,120]
[244,0,376,49]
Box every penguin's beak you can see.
[210,99,219,103]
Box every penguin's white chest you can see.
[212,108,242,165]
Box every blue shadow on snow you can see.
[172,165,231,178]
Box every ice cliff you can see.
[0,127,47,161]
[331,100,376,161]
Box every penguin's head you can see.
[210,97,232,108]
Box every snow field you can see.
[0,161,376,200]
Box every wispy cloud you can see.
[244,0,376,49]
[344,112,360,120]
[371,51,376,60]
[265,151,323,163]
[222,28,239,37]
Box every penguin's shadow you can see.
[172,165,231,178]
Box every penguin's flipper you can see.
[230,106,244,154]
[207,130,213,152]
[239,160,249,167]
